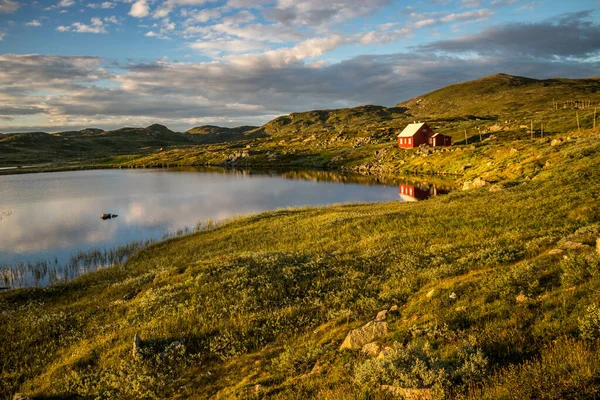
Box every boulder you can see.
[562,241,590,250]
[13,395,31,400]
[361,342,380,357]
[463,177,488,190]
[340,321,388,350]
[550,139,562,147]
[375,310,387,321]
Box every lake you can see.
[0,168,449,288]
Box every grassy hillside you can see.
[2,128,600,399]
[185,125,262,144]
[0,124,195,167]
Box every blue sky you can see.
[0,0,599,132]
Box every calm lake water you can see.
[0,168,448,287]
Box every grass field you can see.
[1,127,600,399]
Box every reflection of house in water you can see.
[398,183,450,201]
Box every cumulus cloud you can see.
[0,0,19,13]
[129,0,150,18]
[57,17,109,34]
[25,20,42,27]
[87,2,116,9]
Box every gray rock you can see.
[340,321,388,350]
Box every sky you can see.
[0,0,599,133]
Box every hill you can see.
[185,125,261,144]
[0,124,192,167]
[2,73,599,172]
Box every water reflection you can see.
[0,168,453,288]
[398,183,451,202]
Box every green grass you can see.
[2,129,600,399]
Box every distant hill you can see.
[397,73,600,119]
[185,125,261,144]
[0,124,193,166]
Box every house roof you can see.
[397,122,430,137]
[431,133,446,137]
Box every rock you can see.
[562,241,590,250]
[516,293,528,303]
[13,394,31,400]
[550,139,562,147]
[510,148,519,153]
[389,304,399,314]
[549,249,565,255]
[377,346,393,360]
[132,333,142,358]
[449,292,457,299]
[426,289,435,298]
[361,342,380,357]
[489,184,504,193]
[463,177,488,190]
[380,385,434,400]
[310,361,323,375]
[375,310,387,321]
[340,321,388,350]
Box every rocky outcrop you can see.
[340,320,388,350]
[361,342,380,356]
[340,307,398,350]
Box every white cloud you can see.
[0,0,19,13]
[87,2,116,9]
[58,0,75,7]
[25,20,42,27]
[440,9,494,23]
[57,17,108,34]
[104,15,119,24]
[0,32,5,40]
[129,0,150,18]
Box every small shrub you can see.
[561,254,600,286]
[579,304,600,340]
[272,341,322,375]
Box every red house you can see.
[397,122,451,148]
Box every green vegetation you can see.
[1,127,600,398]
[2,73,600,399]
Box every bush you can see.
[561,254,600,287]
[580,304,600,340]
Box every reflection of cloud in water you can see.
[0,169,401,265]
